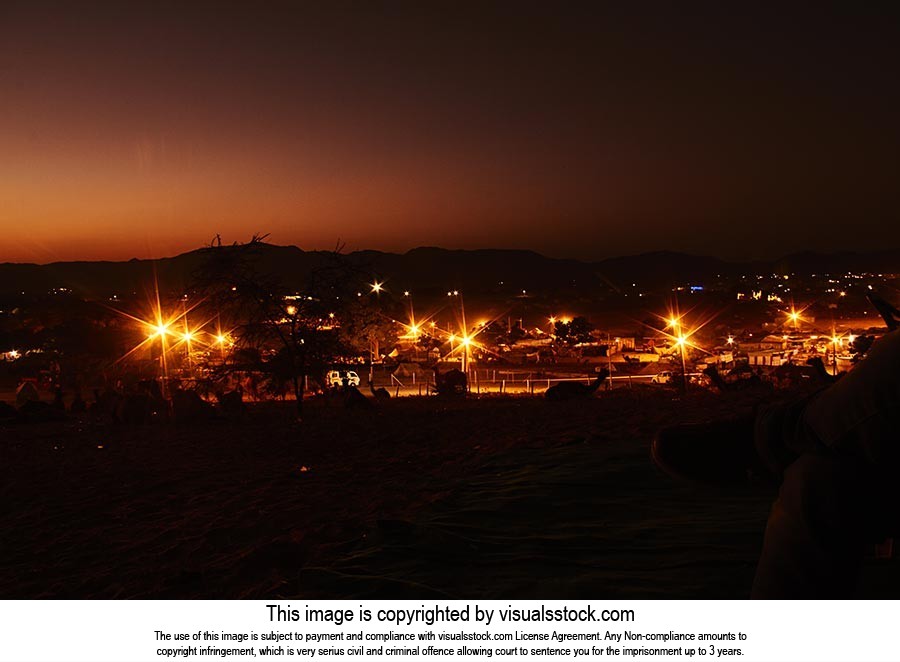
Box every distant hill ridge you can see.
[1,244,898,298]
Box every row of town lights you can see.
[147,322,232,347]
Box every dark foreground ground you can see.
[2,389,897,599]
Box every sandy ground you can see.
[2,389,897,599]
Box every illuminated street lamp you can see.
[675,333,688,390]
[150,322,169,338]
[787,309,802,330]
[461,335,471,373]
[831,331,842,375]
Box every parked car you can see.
[326,370,361,388]
[651,371,674,384]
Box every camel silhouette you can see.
[431,366,467,397]
[545,369,609,401]
[806,356,840,384]
[69,390,86,414]
[369,381,390,401]
[703,364,768,392]
[867,292,900,331]
[216,385,245,416]
[344,385,372,408]
[0,401,17,421]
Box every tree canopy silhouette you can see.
[192,236,362,417]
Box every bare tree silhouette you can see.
[193,235,355,418]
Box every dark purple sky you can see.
[1,2,898,263]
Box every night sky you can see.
[2,2,899,263]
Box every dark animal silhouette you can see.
[806,356,839,385]
[703,365,730,391]
[89,387,122,421]
[116,393,165,424]
[15,381,39,408]
[369,381,390,401]
[69,391,86,414]
[770,363,813,390]
[545,368,609,401]
[344,386,372,408]
[431,366,468,397]
[867,293,900,331]
[138,378,164,401]
[703,365,770,392]
[171,389,215,423]
[52,387,65,412]
[216,387,245,416]
[18,400,64,423]
[0,401,18,421]
[112,380,167,424]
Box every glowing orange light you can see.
[371,281,383,293]
[286,305,297,316]
[149,323,169,337]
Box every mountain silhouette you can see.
[1,244,898,298]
